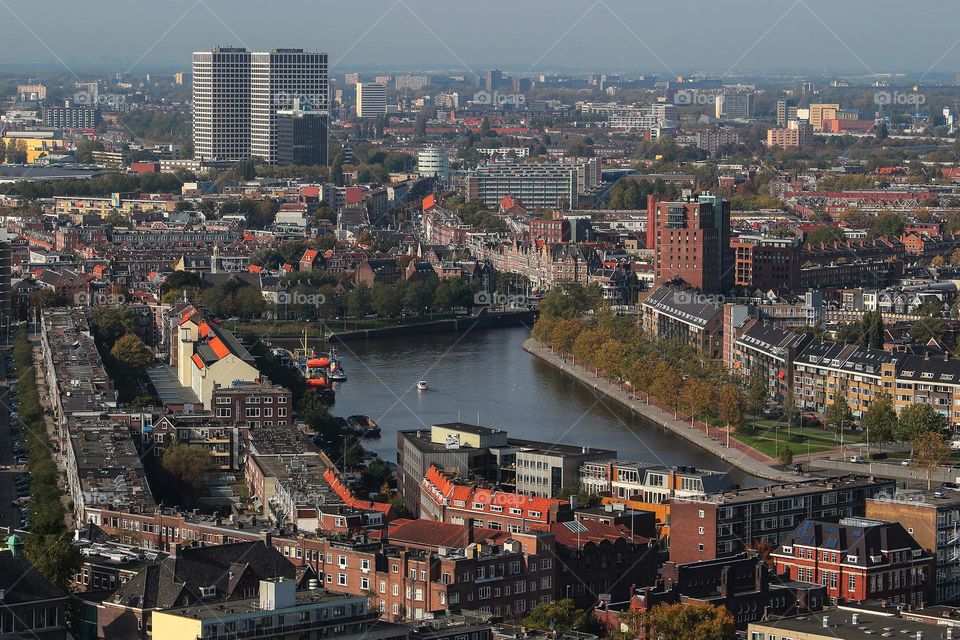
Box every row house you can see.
[727,318,812,401]
[792,340,901,418]
[640,285,733,359]
[420,466,572,533]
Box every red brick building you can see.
[771,516,932,608]
[647,194,732,294]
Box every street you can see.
[0,350,25,531]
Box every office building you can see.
[276,102,329,166]
[356,82,386,118]
[417,145,449,181]
[192,47,328,163]
[173,72,184,85]
[192,47,252,162]
[485,69,503,93]
[647,193,733,294]
[250,49,328,164]
[776,99,798,127]
[715,93,755,119]
[463,159,601,210]
[16,83,46,100]
[808,103,840,131]
[41,105,101,129]
[396,74,430,91]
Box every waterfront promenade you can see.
[523,338,795,482]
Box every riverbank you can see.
[522,338,795,482]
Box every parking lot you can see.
[0,350,29,531]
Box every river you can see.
[313,326,763,488]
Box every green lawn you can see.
[733,419,840,459]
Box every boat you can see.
[346,415,381,438]
[416,380,428,391]
[287,330,337,402]
[327,347,348,381]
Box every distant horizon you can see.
[1,0,959,80]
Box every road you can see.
[0,350,25,531]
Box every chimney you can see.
[852,613,860,624]
[170,543,182,557]
[822,616,829,628]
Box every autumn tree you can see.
[523,599,598,635]
[648,602,735,640]
[110,333,153,370]
[650,361,683,408]
[746,370,768,416]
[913,431,950,490]
[550,318,583,354]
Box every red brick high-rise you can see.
[648,193,733,294]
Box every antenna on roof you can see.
[477,411,480,426]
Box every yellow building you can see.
[808,103,840,132]
[2,132,65,164]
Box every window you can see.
[848,575,856,592]
[361,577,370,590]
[338,573,347,586]
[698,510,705,518]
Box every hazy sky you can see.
[0,0,958,78]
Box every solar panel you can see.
[563,521,588,534]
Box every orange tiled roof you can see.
[191,353,205,370]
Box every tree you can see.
[861,392,897,452]
[746,370,768,416]
[913,431,950,490]
[897,403,948,442]
[778,446,794,466]
[25,532,81,590]
[161,443,215,492]
[824,394,854,437]
[858,310,884,349]
[682,378,715,421]
[110,334,153,370]
[867,211,905,239]
[717,384,746,436]
[910,315,945,344]
[651,361,683,408]
[523,599,595,634]
[647,602,735,640]
[550,318,584,354]
[347,284,373,317]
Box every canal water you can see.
[321,326,764,488]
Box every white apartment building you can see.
[250,49,328,164]
[356,82,386,118]
[193,47,328,164]
[192,48,251,162]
